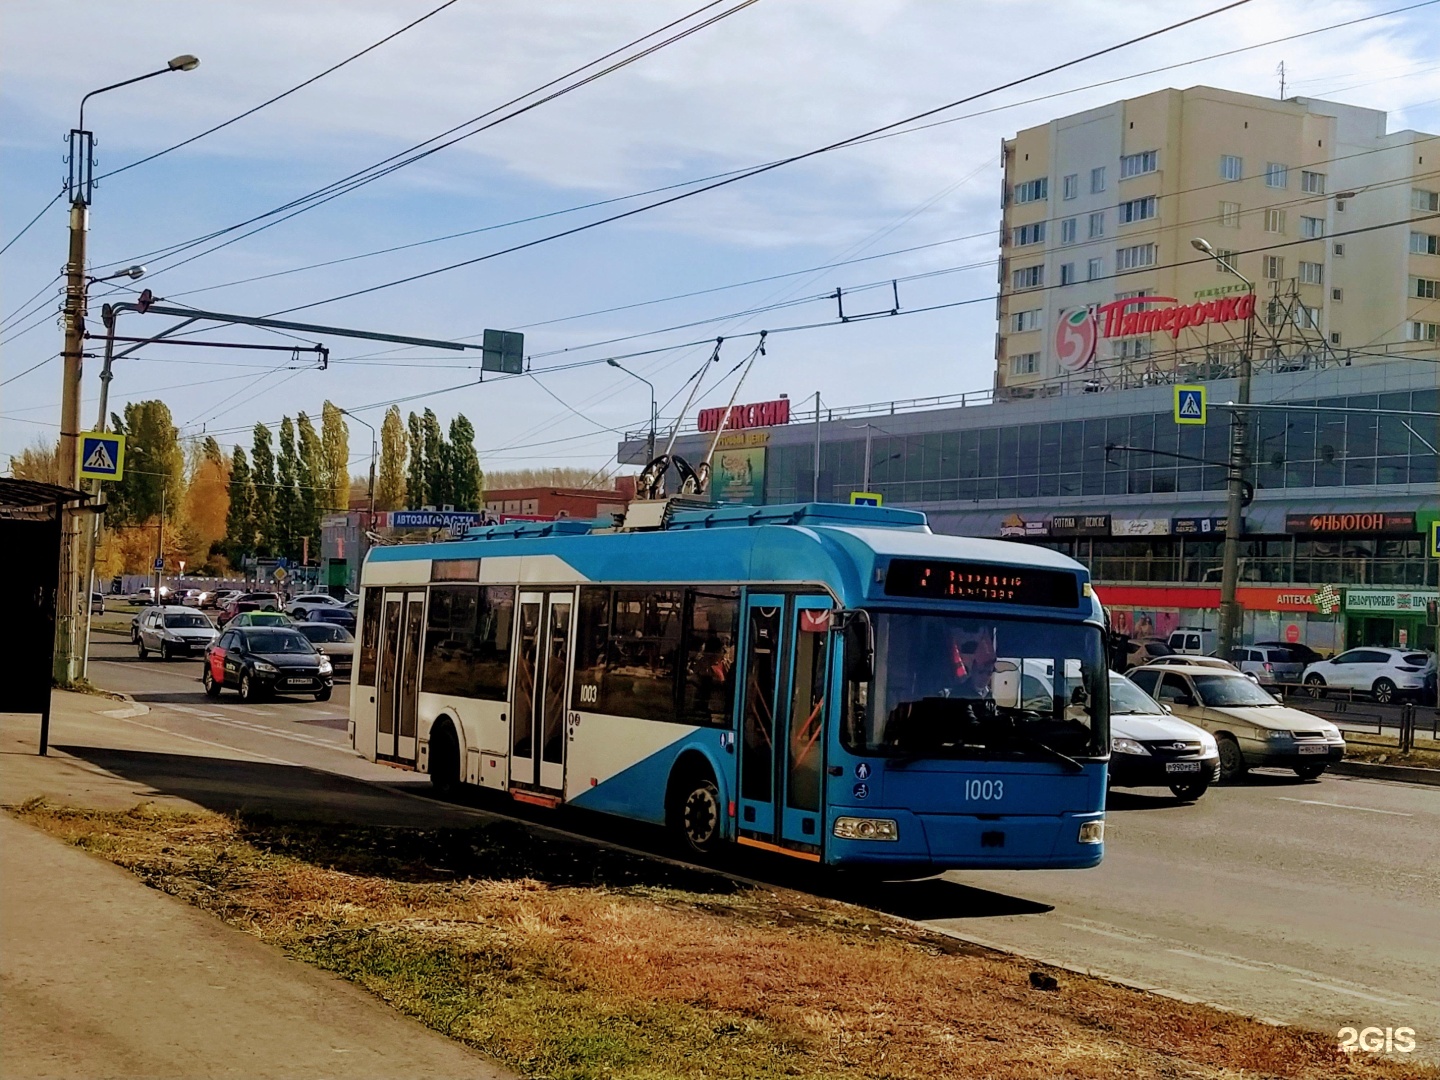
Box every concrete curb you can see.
[1331,759,1440,787]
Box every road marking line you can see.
[1290,978,1409,1006]
[1166,948,1266,972]
[1276,797,1412,817]
[1060,921,1148,943]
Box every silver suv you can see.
[1227,646,1304,686]
[135,605,219,660]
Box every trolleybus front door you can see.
[510,590,573,793]
[376,589,425,763]
[737,594,831,854]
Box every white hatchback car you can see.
[1302,648,1436,704]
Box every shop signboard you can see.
[712,445,766,504]
[999,512,1049,538]
[697,397,790,433]
[1172,516,1227,535]
[1112,517,1171,536]
[1344,589,1439,614]
[391,510,484,530]
[1285,512,1416,535]
[1049,513,1110,537]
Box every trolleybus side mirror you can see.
[991,661,1022,710]
[842,610,874,683]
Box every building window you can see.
[1087,256,1104,281]
[1300,216,1324,239]
[1091,166,1106,193]
[1060,262,1077,285]
[1301,170,1326,194]
[1264,208,1286,233]
[1014,177,1048,203]
[1411,232,1440,255]
[1060,217,1077,244]
[1414,276,1440,299]
[1413,189,1440,212]
[1011,308,1043,332]
[1331,287,1343,302]
[1264,255,1284,280]
[1333,242,1345,257]
[1407,321,1440,342]
[1298,261,1324,285]
[1063,173,1079,200]
[1011,264,1044,290]
[1330,332,1342,345]
[1214,249,1238,272]
[1088,211,1105,238]
[1113,337,1152,360]
[1220,154,1243,181]
[1115,244,1156,271]
[1219,201,1241,227]
[1118,196,1157,224]
[1010,352,1039,375]
[1295,305,1321,330]
[1013,221,1046,246]
[1120,150,1158,178]
[1265,162,1289,188]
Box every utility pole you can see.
[812,391,822,502]
[153,487,166,600]
[53,54,200,685]
[1191,237,1255,658]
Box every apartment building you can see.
[996,86,1438,391]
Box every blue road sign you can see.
[1174,385,1206,425]
[153,558,164,571]
[78,432,126,481]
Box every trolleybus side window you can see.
[741,606,780,801]
[680,587,740,725]
[357,589,384,685]
[422,584,515,699]
[573,585,739,726]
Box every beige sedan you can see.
[1126,664,1344,782]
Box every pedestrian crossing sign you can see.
[849,492,883,506]
[77,432,125,481]
[1174,385,1206,425]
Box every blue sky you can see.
[4,0,1438,482]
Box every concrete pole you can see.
[812,391,821,502]
[1217,284,1255,659]
[54,201,89,685]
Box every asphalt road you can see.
[85,636,1440,1060]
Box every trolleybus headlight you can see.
[1077,820,1105,844]
[1111,737,1150,755]
[833,817,899,841]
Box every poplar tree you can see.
[320,401,350,512]
[405,411,426,509]
[376,405,407,511]
[251,423,277,555]
[297,411,324,555]
[224,446,256,560]
[275,417,299,560]
[447,414,483,511]
[422,408,449,508]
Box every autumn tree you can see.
[251,424,277,555]
[320,401,350,513]
[405,411,426,509]
[8,439,60,483]
[182,441,230,568]
[376,405,406,511]
[296,411,323,556]
[108,401,184,526]
[447,414,483,511]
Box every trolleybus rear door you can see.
[510,590,574,793]
[376,589,426,763]
[779,597,832,850]
[737,595,785,839]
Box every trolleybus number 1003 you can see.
[964,779,1005,801]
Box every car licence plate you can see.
[286,677,311,686]
[1298,744,1329,754]
[1165,761,1202,773]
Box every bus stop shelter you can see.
[0,478,90,754]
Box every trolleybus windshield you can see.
[842,613,1106,760]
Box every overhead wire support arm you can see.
[833,280,901,323]
[126,301,477,352]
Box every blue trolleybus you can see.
[350,501,1109,871]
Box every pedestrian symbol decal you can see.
[77,432,126,481]
[1173,385,1206,425]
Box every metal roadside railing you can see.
[1271,681,1435,753]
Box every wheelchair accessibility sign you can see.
[77,432,126,481]
[1173,385,1206,425]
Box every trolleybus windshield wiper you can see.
[1006,729,1084,772]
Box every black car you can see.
[204,627,333,702]
[1252,640,1323,667]
[307,606,356,633]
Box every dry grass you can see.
[1341,729,1440,769]
[12,799,1434,1080]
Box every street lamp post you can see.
[1191,236,1256,659]
[606,358,657,462]
[339,408,377,521]
[54,54,198,685]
